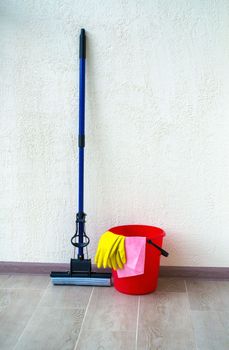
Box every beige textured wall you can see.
[1,0,229,267]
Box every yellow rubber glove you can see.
[117,251,123,268]
[117,236,126,266]
[95,231,121,268]
[95,231,126,270]
[112,250,123,269]
[102,235,122,269]
[107,250,124,269]
[110,236,126,270]
[108,246,124,270]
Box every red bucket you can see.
[110,225,166,295]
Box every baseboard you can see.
[0,261,69,275]
[159,266,229,279]
[0,261,228,279]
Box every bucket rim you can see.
[109,224,166,238]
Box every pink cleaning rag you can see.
[117,236,146,278]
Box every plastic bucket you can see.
[110,225,165,295]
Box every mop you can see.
[50,29,112,286]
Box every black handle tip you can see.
[147,239,169,257]
[79,28,86,58]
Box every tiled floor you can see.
[0,274,228,350]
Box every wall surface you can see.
[1,0,229,267]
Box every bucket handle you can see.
[147,239,169,257]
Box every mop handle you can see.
[78,28,86,210]
[78,29,86,258]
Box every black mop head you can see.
[50,259,111,286]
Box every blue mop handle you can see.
[78,28,86,258]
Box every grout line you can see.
[184,279,188,293]
[184,280,198,350]
[73,287,94,350]
[12,282,50,350]
[135,296,140,350]
[184,279,191,310]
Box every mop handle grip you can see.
[80,28,86,58]
[147,239,169,257]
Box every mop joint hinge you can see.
[70,258,91,276]
[78,135,85,147]
[76,211,86,223]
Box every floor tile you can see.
[82,287,138,332]
[15,306,85,350]
[3,274,50,290]
[0,288,43,350]
[0,275,10,287]
[91,286,139,306]
[186,279,229,311]
[40,284,92,309]
[191,310,229,350]
[157,278,186,292]
[137,292,196,350]
[75,331,136,350]
[0,274,228,350]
